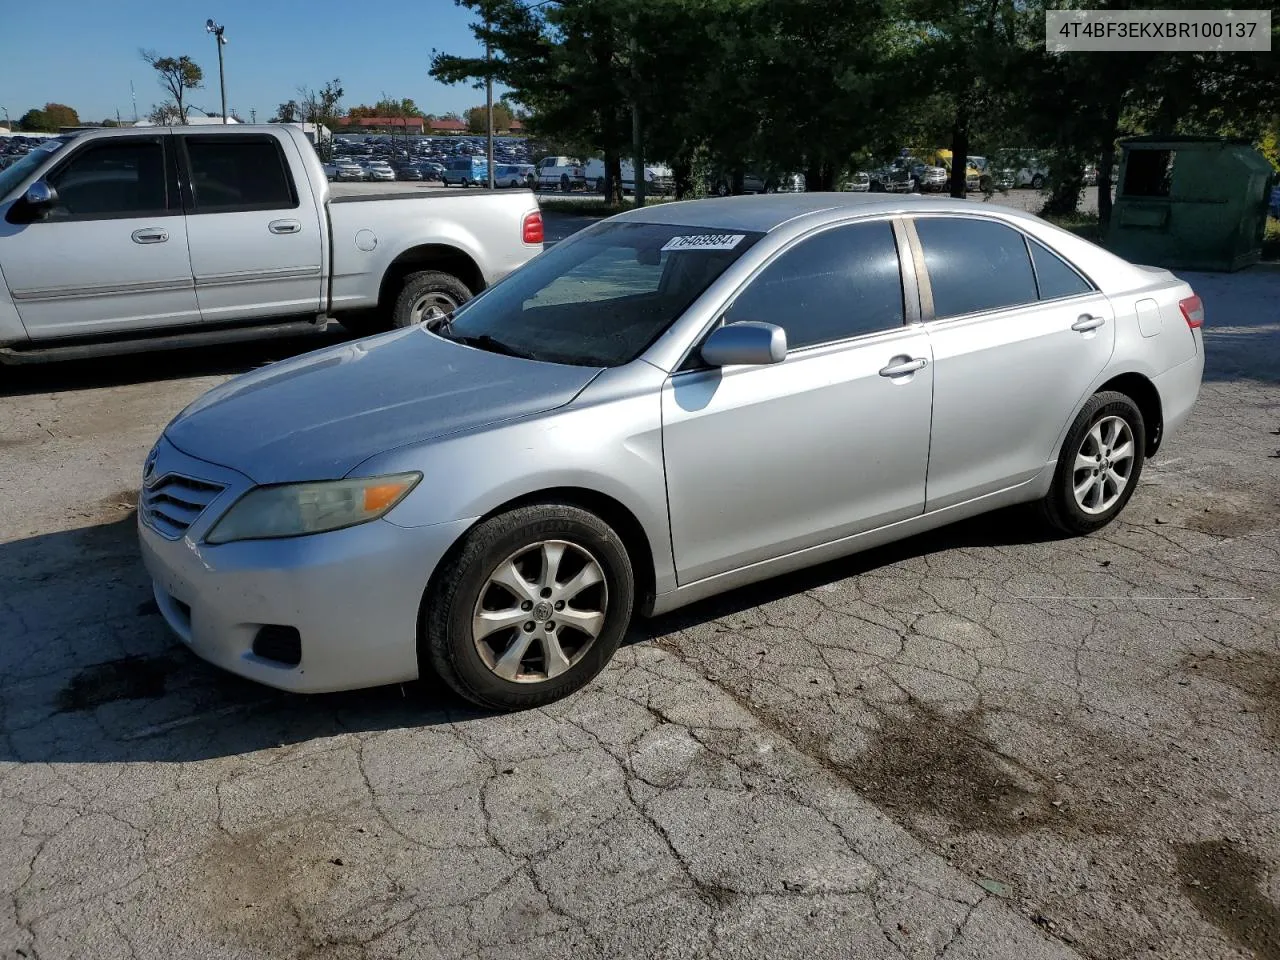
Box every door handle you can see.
[131,228,168,244]
[268,219,302,235]
[879,356,929,378]
[1071,314,1105,332]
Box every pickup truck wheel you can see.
[393,271,472,329]
[1031,173,1046,190]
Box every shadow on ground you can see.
[0,505,1055,767]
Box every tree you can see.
[271,100,301,123]
[297,79,344,158]
[17,109,50,132]
[141,50,202,124]
[42,103,80,129]
[149,102,184,125]
[466,102,514,133]
[16,102,80,132]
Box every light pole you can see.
[205,19,228,123]
[1,106,9,130]
[484,7,494,189]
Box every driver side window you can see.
[45,139,170,220]
[725,220,905,350]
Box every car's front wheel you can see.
[1041,391,1146,535]
[423,504,635,711]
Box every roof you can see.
[611,192,1029,232]
[133,115,239,126]
[429,119,467,131]
[349,117,424,128]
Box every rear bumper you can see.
[1152,345,1205,446]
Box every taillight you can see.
[1179,294,1204,329]
[522,211,544,245]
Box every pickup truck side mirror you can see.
[25,181,58,209]
[6,181,58,225]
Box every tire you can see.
[560,173,571,193]
[980,175,992,193]
[1031,173,1045,190]
[595,177,606,194]
[1040,391,1146,536]
[392,270,472,329]
[869,181,885,193]
[423,503,635,711]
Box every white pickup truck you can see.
[0,125,543,363]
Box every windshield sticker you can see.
[661,234,746,252]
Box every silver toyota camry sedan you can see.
[139,194,1205,710]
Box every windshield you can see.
[439,220,765,367]
[0,139,69,200]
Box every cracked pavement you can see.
[1,258,1277,959]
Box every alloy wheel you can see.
[471,540,608,683]
[409,291,459,325]
[1072,415,1135,515]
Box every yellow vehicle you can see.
[933,150,981,191]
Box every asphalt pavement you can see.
[0,217,1276,960]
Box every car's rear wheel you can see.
[1031,173,1046,190]
[560,173,571,193]
[392,271,472,329]
[423,504,635,711]
[1040,391,1146,535]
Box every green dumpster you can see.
[1106,135,1275,272]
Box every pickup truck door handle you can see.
[131,228,168,244]
[1071,314,1106,332]
[268,219,302,235]
[878,356,929,378]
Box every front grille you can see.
[141,474,226,539]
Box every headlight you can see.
[205,473,421,544]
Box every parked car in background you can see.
[494,163,535,188]
[536,156,587,192]
[840,171,871,192]
[0,124,543,363]
[710,170,805,195]
[867,158,917,193]
[365,161,397,183]
[1269,184,1280,218]
[583,158,675,195]
[969,156,1012,192]
[393,162,424,182]
[334,160,366,181]
[420,161,446,181]
[443,156,490,187]
[135,193,1204,712]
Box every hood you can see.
[165,327,602,484]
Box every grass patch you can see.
[1042,210,1103,243]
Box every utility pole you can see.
[629,30,645,208]
[131,81,137,122]
[206,19,228,123]
[250,108,256,123]
[485,7,495,190]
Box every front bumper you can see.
[137,438,474,693]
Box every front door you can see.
[180,133,324,324]
[910,215,1117,509]
[0,135,198,339]
[662,219,934,585]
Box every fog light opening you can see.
[252,625,302,667]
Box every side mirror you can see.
[25,181,57,208]
[701,321,787,367]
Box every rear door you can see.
[180,132,324,324]
[909,215,1116,509]
[1,134,198,339]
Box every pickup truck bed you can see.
[0,125,544,363]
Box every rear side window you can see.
[185,136,297,212]
[1028,238,1093,300]
[726,220,904,349]
[46,138,170,219]
[915,217,1038,319]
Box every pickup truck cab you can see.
[0,125,543,363]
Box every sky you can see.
[0,0,507,126]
